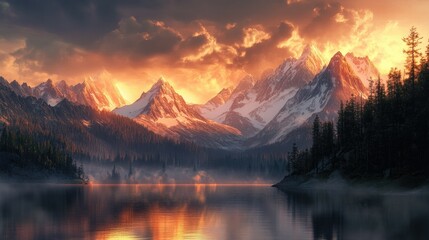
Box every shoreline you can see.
[273,172,429,194]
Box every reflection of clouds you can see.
[2,184,428,240]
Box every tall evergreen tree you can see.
[312,115,321,172]
[425,39,429,64]
[403,26,423,89]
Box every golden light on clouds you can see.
[242,27,270,48]
[1,0,428,104]
[278,30,306,57]
[320,20,406,78]
[279,10,410,80]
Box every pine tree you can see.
[337,102,345,149]
[421,39,429,72]
[290,143,298,163]
[312,115,321,172]
[403,26,423,89]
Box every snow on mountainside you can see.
[199,44,326,137]
[33,79,64,106]
[3,71,126,110]
[197,75,254,122]
[248,51,368,146]
[201,87,233,112]
[345,53,380,88]
[114,78,243,149]
[1,48,380,150]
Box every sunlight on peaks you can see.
[278,30,306,58]
[115,81,135,104]
[278,13,407,79]
[320,20,406,78]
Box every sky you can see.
[0,0,428,104]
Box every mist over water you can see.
[82,162,281,184]
[1,184,429,240]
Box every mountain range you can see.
[197,44,326,137]
[0,45,380,151]
[113,78,243,149]
[7,71,126,111]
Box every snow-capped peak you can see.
[6,70,127,110]
[231,75,254,95]
[157,76,166,83]
[297,44,326,74]
[345,52,380,88]
[204,87,233,107]
[114,78,243,149]
[248,51,369,147]
[75,71,127,111]
[33,79,64,106]
[326,51,367,95]
[114,78,201,120]
[151,77,172,91]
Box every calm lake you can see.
[1,184,429,240]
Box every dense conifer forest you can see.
[0,126,85,181]
[288,27,429,180]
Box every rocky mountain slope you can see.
[114,78,243,149]
[198,45,326,137]
[248,51,369,147]
[6,71,126,111]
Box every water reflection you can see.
[279,188,429,240]
[0,184,429,240]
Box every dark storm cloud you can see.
[1,0,367,50]
[100,17,183,59]
[300,1,359,42]
[216,23,246,46]
[10,34,102,77]
[234,21,295,71]
[120,0,288,25]
[0,0,387,82]
[0,0,312,48]
[179,33,210,55]
[3,0,121,47]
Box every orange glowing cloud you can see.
[1,0,428,104]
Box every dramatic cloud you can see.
[233,21,295,72]
[0,0,428,103]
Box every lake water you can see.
[0,184,428,240]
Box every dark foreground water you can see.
[0,184,429,240]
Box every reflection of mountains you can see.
[3,185,429,240]
[0,185,209,240]
[0,185,284,240]
[278,188,429,240]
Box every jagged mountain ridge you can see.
[6,71,126,111]
[248,51,369,147]
[0,77,195,159]
[197,44,326,137]
[345,52,380,88]
[1,48,379,151]
[114,78,243,149]
[196,75,254,123]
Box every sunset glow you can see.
[1,0,428,104]
[2,1,429,240]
